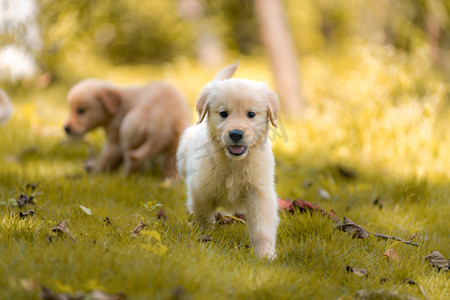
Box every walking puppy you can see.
[0,89,13,124]
[177,65,280,258]
[64,79,191,178]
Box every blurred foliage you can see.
[37,0,196,80]
[9,0,450,82]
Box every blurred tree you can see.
[179,0,225,68]
[254,0,304,115]
[37,0,196,80]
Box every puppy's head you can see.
[64,79,121,136]
[196,79,279,160]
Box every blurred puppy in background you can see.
[177,63,280,258]
[64,79,191,178]
[0,89,13,124]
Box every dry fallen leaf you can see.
[337,165,357,179]
[302,179,314,188]
[373,197,383,210]
[215,213,246,226]
[16,194,35,208]
[423,250,449,271]
[384,248,398,260]
[346,266,368,277]
[25,183,38,191]
[336,217,369,239]
[215,213,234,225]
[277,198,294,213]
[292,199,327,215]
[51,220,77,241]
[19,210,35,219]
[20,279,40,292]
[104,217,112,226]
[329,209,339,222]
[131,222,147,238]
[404,279,428,299]
[198,235,212,243]
[317,188,331,201]
[156,209,167,221]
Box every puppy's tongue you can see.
[229,145,244,154]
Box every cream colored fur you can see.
[64,79,191,177]
[177,75,280,258]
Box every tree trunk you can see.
[254,0,304,115]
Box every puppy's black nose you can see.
[64,125,72,134]
[229,129,244,142]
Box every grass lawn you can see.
[1,46,449,299]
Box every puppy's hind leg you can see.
[162,142,179,179]
[123,135,167,175]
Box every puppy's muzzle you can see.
[227,129,247,156]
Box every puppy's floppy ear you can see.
[96,86,121,115]
[195,85,211,124]
[265,88,279,127]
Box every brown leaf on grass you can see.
[277,198,294,213]
[373,197,383,210]
[423,250,449,271]
[156,209,167,221]
[403,279,428,299]
[384,248,398,260]
[130,222,147,238]
[19,210,35,219]
[293,199,327,215]
[329,209,339,222]
[337,165,357,179]
[25,183,38,191]
[234,213,246,221]
[198,235,212,243]
[336,217,369,239]
[346,266,368,277]
[215,213,234,225]
[16,194,35,208]
[51,221,77,241]
[104,217,112,226]
[215,213,246,225]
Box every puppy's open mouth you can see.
[227,145,247,156]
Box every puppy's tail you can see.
[0,89,13,125]
[212,61,239,81]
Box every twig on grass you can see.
[371,232,419,247]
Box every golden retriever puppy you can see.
[177,70,280,258]
[64,79,191,178]
[0,89,13,124]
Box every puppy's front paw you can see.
[254,242,276,260]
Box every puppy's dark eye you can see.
[247,111,256,118]
[77,108,86,115]
[219,111,229,118]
